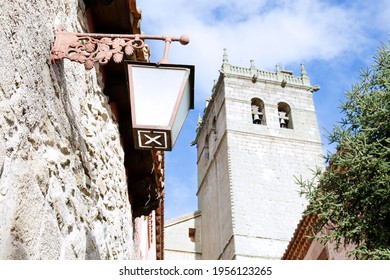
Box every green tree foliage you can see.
[298,40,390,259]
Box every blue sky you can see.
[137,0,390,220]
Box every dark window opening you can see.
[212,116,217,140]
[204,135,209,162]
[189,228,196,242]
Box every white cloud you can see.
[138,0,377,102]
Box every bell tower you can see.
[194,50,323,259]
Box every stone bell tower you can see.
[194,50,323,260]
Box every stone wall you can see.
[223,74,324,259]
[0,0,134,259]
[196,60,324,259]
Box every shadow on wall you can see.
[7,240,29,260]
[85,226,101,260]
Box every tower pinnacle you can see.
[223,48,229,63]
[301,63,308,77]
[300,62,311,85]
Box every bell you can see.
[279,118,286,127]
[253,114,262,124]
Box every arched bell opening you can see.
[251,98,266,125]
[278,102,293,129]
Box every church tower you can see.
[194,50,324,260]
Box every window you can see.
[203,135,209,162]
[212,116,217,140]
[278,102,292,129]
[251,98,266,125]
[189,228,196,242]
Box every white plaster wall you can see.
[164,211,201,260]
[134,213,156,260]
[0,0,134,259]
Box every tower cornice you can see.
[221,62,313,89]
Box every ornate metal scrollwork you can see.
[50,27,190,70]
[51,29,145,70]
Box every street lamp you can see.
[50,27,195,151]
[125,61,194,150]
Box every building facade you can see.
[0,0,164,260]
[282,213,354,260]
[165,50,324,260]
[164,211,201,260]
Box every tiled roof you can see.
[282,213,319,260]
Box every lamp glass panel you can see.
[130,65,189,127]
[171,75,190,145]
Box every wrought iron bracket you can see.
[50,27,190,70]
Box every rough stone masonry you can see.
[0,0,134,259]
